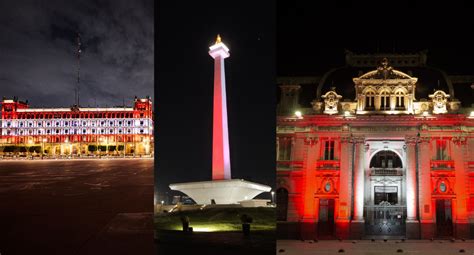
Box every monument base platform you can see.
[169,179,271,205]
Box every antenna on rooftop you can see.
[75,31,82,107]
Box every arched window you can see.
[395,91,405,110]
[365,91,375,110]
[380,91,390,110]
[276,188,289,221]
[370,150,402,169]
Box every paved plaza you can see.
[278,239,474,255]
[0,159,154,255]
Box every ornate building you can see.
[0,96,153,157]
[276,51,474,239]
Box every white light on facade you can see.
[295,111,302,118]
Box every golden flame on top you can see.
[216,34,222,44]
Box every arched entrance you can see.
[365,149,406,237]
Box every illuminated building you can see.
[0,96,153,157]
[169,35,271,205]
[276,51,474,239]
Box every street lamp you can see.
[271,191,275,205]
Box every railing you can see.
[431,160,454,170]
[364,205,407,235]
[370,167,403,176]
[316,160,340,170]
[365,205,406,221]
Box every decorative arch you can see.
[369,149,405,169]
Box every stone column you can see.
[405,136,420,238]
[337,135,353,239]
[300,134,318,240]
[351,136,365,238]
[418,136,434,238]
[452,136,469,238]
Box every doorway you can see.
[318,199,335,238]
[436,199,453,237]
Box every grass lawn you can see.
[155,207,276,232]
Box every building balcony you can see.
[430,160,454,170]
[370,167,403,176]
[277,160,303,170]
[316,160,340,170]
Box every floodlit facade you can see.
[0,96,153,157]
[276,51,474,239]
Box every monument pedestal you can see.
[169,179,271,205]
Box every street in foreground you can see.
[0,159,154,255]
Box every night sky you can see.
[278,2,474,76]
[155,1,276,197]
[0,0,153,108]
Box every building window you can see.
[323,140,335,160]
[380,91,390,110]
[436,140,448,160]
[395,91,405,110]
[278,137,292,161]
[365,91,375,110]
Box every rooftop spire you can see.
[75,31,82,107]
[216,34,222,44]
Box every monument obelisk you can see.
[169,35,271,205]
[209,34,231,180]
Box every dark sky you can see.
[0,0,153,108]
[277,2,474,76]
[155,1,276,197]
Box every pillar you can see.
[418,136,435,238]
[300,134,318,240]
[209,35,231,180]
[336,135,353,239]
[452,137,469,238]
[405,136,420,238]
[351,136,365,238]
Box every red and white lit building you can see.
[0,96,153,157]
[276,51,474,239]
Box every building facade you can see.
[276,52,474,239]
[0,97,153,158]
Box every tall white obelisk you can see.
[208,34,231,180]
[169,35,271,205]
